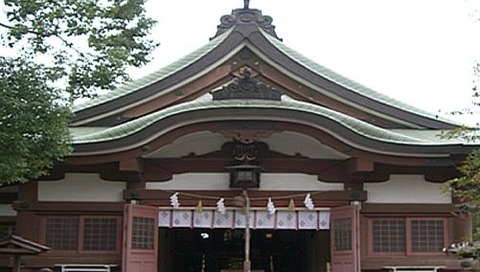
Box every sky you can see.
[127,0,480,126]
[0,0,479,126]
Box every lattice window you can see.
[132,216,155,250]
[410,219,445,253]
[45,217,79,250]
[369,217,447,256]
[44,216,120,253]
[83,218,118,251]
[372,219,406,253]
[333,217,352,251]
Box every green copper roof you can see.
[72,95,452,146]
[72,29,232,113]
[261,30,459,126]
[71,21,459,129]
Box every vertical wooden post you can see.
[243,190,251,272]
[13,255,20,272]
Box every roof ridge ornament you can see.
[212,4,281,40]
[212,67,282,101]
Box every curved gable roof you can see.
[260,31,458,129]
[71,95,474,161]
[71,7,458,130]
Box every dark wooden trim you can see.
[0,216,16,224]
[362,203,455,215]
[26,202,125,214]
[17,180,38,207]
[0,193,17,204]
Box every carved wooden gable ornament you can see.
[212,68,282,101]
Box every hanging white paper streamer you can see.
[170,192,180,208]
[216,198,226,214]
[267,198,276,215]
[303,193,314,210]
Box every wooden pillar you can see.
[12,255,20,272]
[453,214,472,242]
[15,180,39,240]
[120,158,146,201]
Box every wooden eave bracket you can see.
[346,158,375,173]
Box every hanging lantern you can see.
[227,164,261,188]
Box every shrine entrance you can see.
[123,205,359,272]
[158,228,330,272]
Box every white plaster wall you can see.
[146,173,343,191]
[364,175,451,204]
[38,173,126,202]
[0,204,16,216]
[261,173,343,191]
[146,173,230,190]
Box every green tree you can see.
[0,0,158,185]
[441,73,480,243]
[1,0,158,100]
[0,57,71,185]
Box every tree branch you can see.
[0,21,89,58]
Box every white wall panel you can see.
[0,204,16,216]
[364,175,451,204]
[146,173,343,191]
[38,173,125,202]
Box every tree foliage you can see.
[0,57,71,185]
[445,150,480,207]
[1,0,158,100]
[441,119,480,240]
[0,0,158,185]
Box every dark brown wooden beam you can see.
[362,203,455,215]
[24,202,125,214]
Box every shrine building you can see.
[0,2,478,272]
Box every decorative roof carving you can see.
[212,7,281,40]
[220,129,275,144]
[212,68,282,101]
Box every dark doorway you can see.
[159,228,326,272]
